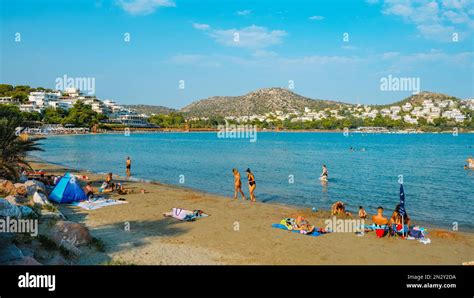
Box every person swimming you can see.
[246,168,256,202]
[232,168,246,200]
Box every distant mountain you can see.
[126,90,465,119]
[180,87,345,118]
[123,104,176,116]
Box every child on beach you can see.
[84,182,95,199]
[232,168,246,200]
[358,206,367,219]
[331,201,352,216]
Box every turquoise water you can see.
[33,132,474,231]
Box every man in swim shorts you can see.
[372,206,389,226]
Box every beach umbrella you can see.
[398,184,407,237]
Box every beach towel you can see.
[163,208,209,221]
[363,224,388,231]
[271,223,326,237]
[71,198,128,210]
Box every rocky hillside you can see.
[380,91,461,108]
[180,88,344,118]
[124,104,176,116]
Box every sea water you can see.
[33,132,474,231]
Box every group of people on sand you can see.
[232,168,256,202]
[21,170,58,187]
[371,204,411,227]
[331,200,411,228]
[83,172,131,199]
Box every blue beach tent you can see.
[49,173,87,203]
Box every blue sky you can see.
[1,0,473,108]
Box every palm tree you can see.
[0,105,43,181]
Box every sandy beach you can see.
[30,160,474,265]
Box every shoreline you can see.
[31,155,471,234]
[24,158,474,265]
[27,129,474,138]
[30,155,474,233]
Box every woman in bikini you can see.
[246,168,256,202]
[389,204,411,227]
[232,168,246,200]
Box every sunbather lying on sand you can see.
[295,216,315,234]
[163,208,208,221]
[115,183,131,195]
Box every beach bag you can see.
[375,228,386,238]
[280,218,296,230]
[408,229,424,239]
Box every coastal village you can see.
[222,92,473,126]
[0,88,150,129]
[0,87,473,133]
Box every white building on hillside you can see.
[28,91,60,109]
[0,97,20,106]
[402,102,412,112]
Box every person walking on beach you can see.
[246,168,256,202]
[126,156,131,177]
[232,168,246,200]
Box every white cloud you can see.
[309,15,325,21]
[378,0,474,41]
[117,0,175,16]
[193,23,210,30]
[237,9,252,16]
[380,49,473,68]
[194,24,287,50]
[443,10,470,23]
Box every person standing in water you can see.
[126,156,131,177]
[232,168,246,200]
[246,168,256,202]
[320,164,328,180]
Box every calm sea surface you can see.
[33,132,474,231]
